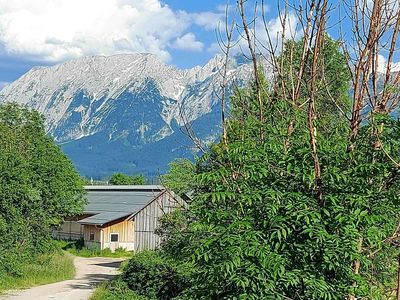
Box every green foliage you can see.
[160,159,196,196]
[184,119,400,299]
[55,239,133,258]
[155,210,189,259]
[109,173,146,185]
[91,279,148,300]
[279,35,352,116]
[0,103,85,277]
[0,252,75,292]
[122,251,192,300]
[155,37,400,299]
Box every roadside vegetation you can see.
[55,239,134,258]
[91,251,192,300]
[0,251,74,293]
[91,280,147,300]
[0,103,85,291]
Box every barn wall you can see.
[102,219,135,251]
[83,225,101,249]
[134,191,186,252]
[53,221,84,240]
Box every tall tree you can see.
[164,36,400,299]
[160,159,196,196]
[0,103,85,274]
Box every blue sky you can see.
[0,0,235,88]
[0,0,397,89]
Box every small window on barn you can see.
[89,232,95,241]
[110,233,119,242]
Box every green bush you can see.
[54,239,132,258]
[0,103,85,276]
[154,211,189,260]
[91,279,147,300]
[0,252,74,292]
[122,251,191,300]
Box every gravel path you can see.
[1,256,124,300]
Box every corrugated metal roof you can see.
[77,186,164,226]
[78,212,130,225]
[84,185,165,191]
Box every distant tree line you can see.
[109,173,146,185]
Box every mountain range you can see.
[0,53,255,179]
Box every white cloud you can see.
[0,0,199,62]
[376,54,400,73]
[207,11,300,56]
[207,42,221,54]
[378,54,387,73]
[0,0,302,64]
[235,12,300,55]
[192,12,223,31]
[172,33,204,52]
[259,12,300,46]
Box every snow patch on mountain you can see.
[0,53,256,143]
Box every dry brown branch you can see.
[346,0,400,150]
[217,4,239,146]
[307,0,327,206]
[239,0,264,128]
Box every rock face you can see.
[0,53,255,178]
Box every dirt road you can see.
[1,256,124,300]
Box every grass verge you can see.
[90,278,147,300]
[54,239,133,258]
[0,252,75,292]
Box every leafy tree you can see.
[122,251,192,300]
[155,210,189,260]
[0,103,85,276]
[160,159,196,196]
[279,35,352,116]
[109,173,146,185]
[158,37,400,299]
[131,174,146,185]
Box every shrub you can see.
[91,279,147,300]
[122,251,191,300]
[55,239,132,258]
[0,252,74,292]
[154,210,189,259]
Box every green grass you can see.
[90,279,147,300]
[0,252,75,292]
[54,239,134,258]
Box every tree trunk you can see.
[349,237,363,300]
[397,253,400,300]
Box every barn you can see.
[55,185,186,252]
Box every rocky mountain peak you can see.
[0,53,255,177]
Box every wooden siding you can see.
[103,219,135,243]
[101,219,135,251]
[83,225,101,244]
[134,191,186,252]
[54,221,84,240]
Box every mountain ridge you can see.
[0,53,255,177]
